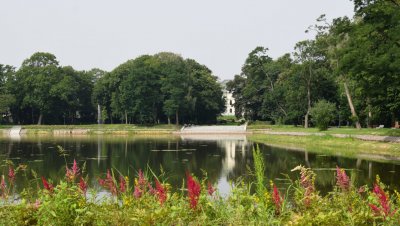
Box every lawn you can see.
[248,124,400,137]
[249,134,400,162]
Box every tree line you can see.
[227,0,400,128]
[0,52,225,125]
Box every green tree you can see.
[16,52,60,124]
[0,64,16,122]
[310,100,336,131]
[157,52,188,125]
[186,59,225,124]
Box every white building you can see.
[220,80,235,116]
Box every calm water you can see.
[1,134,400,194]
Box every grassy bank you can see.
[249,134,400,161]
[248,124,400,137]
[1,124,179,135]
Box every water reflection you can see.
[0,134,399,194]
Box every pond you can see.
[1,134,400,195]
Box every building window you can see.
[229,100,232,105]
[230,108,232,113]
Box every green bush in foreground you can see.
[0,148,399,225]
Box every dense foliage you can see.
[0,52,224,125]
[310,100,337,131]
[227,0,400,128]
[0,148,399,225]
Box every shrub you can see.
[1,158,400,225]
[310,100,336,131]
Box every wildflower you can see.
[98,169,117,196]
[41,176,54,192]
[207,182,215,196]
[292,165,315,207]
[79,177,88,195]
[155,179,167,205]
[336,166,350,191]
[148,183,156,195]
[138,169,147,187]
[368,183,396,218]
[134,186,142,198]
[133,169,150,198]
[272,184,283,214]
[186,172,201,209]
[119,176,126,193]
[0,176,6,198]
[66,159,80,182]
[8,166,15,184]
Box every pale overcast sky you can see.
[0,0,354,80]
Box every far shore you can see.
[1,124,400,142]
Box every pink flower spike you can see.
[72,159,80,175]
[207,182,215,196]
[155,179,167,205]
[79,177,87,194]
[8,166,15,183]
[119,176,126,193]
[41,176,54,192]
[272,184,283,214]
[134,186,142,198]
[336,166,350,191]
[186,172,201,209]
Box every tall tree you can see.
[16,52,60,124]
[157,52,188,125]
[0,64,16,122]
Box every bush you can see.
[310,100,336,131]
[1,155,400,225]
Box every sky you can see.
[0,0,354,80]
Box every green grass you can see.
[15,124,179,135]
[248,124,400,137]
[249,134,400,162]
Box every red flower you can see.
[272,184,283,214]
[207,182,215,196]
[119,176,126,193]
[0,176,6,195]
[155,179,167,205]
[369,203,380,215]
[8,166,15,184]
[79,177,87,194]
[41,176,54,192]
[66,159,80,182]
[186,172,201,209]
[336,166,350,191]
[138,169,147,187]
[133,169,150,199]
[98,169,117,196]
[134,186,142,198]
[369,183,397,218]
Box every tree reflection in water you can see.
[0,134,399,195]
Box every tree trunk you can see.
[304,64,313,129]
[175,110,179,126]
[97,104,102,124]
[304,79,311,129]
[167,116,171,125]
[343,81,361,129]
[125,111,128,124]
[37,113,43,125]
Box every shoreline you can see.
[1,125,400,142]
